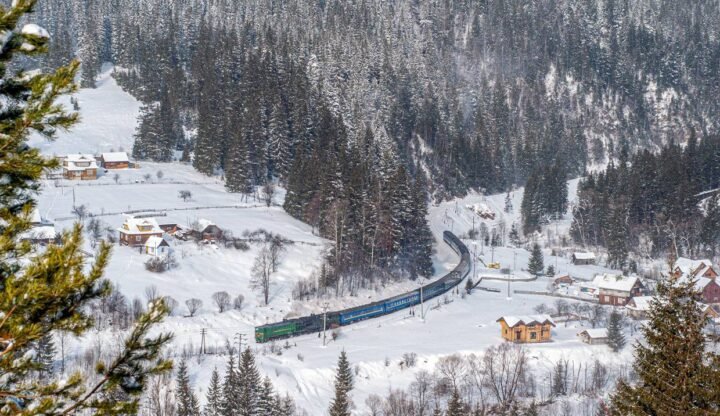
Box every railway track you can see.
[255,231,471,343]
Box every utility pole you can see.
[234,333,245,354]
[322,302,329,346]
[419,282,425,321]
[200,328,207,355]
[473,242,478,282]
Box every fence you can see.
[512,289,599,303]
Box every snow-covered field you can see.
[31,69,634,414]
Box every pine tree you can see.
[176,359,201,416]
[606,309,626,353]
[528,243,544,276]
[329,351,354,416]
[504,192,513,213]
[237,348,261,416]
[221,355,240,416]
[257,377,275,415]
[446,388,464,416]
[610,272,720,414]
[204,368,223,416]
[0,3,171,413]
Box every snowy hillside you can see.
[29,71,639,415]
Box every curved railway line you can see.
[255,231,471,343]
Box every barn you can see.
[571,252,596,265]
[100,152,130,169]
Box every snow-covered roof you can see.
[118,216,162,234]
[64,154,98,171]
[144,235,169,249]
[627,296,655,311]
[592,274,640,292]
[572,252,596,260]
[20,225,56,241]
[196,218,216,231]
[578,328,608,339]
[30,208,42,225]
[497,315,555,328]
[101,152,129,163]
[674,257,714,277]
[676,274,716,292]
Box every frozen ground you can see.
[31,69,633,414]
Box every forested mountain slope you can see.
[32,0,720,280]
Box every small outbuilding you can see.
[553,274,574,287]
[497,315,555,343]
[577,328,609,345]
[100,152,130,169]
[571,252,596,265]
[626,296,654,319]
[144,236,171,257]
[193,219,223,241]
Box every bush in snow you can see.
[402,352,417,368]
[233,294,244,310]
[185,298,202,317]
[163,296,178,316]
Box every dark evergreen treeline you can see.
[31,0,720,283]
[570,133,720,268]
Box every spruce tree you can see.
[606,309,626,353]
[527,243,544,276]
[0,2,172,413]
[237,348,261,416]
[176,359,201,416]
[221,355,240,416]
[204,368,223,416]
[257,376,275,415]
[610,272,720,414]
[329,351,354,416]
[446,388,464,416]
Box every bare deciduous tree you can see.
[144,285,159,302]
[163,296,178,316]
[113,173,120,184]
[72,204,88,221]
[482,343,528,411]
[185,298,202,317]
[269,237,286,272]
[233,294,244,310]
[178,190,192,202]
[212,291,231,312]
[262,181,275,207]
[251,245,274,305]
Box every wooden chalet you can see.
[117,216,164,247]
[100,152,130,169]
[193,219,223,241]
[62,154,98,180]
[593,274,644,306]
[497,315,555,343]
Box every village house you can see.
[144,236,171,257]
[193,219,223,241]
[593,273,644,306]
[571,252,596,265]
[497,315,555,343]
[672,257,718,280]
[577,328,609,345]
[626,296,654,319]
[553,274,574,287]
[117,216,164,247]
[19,208,56,245]
[100,152,130,169]
[678,275,720,305]
[62,154,98,180]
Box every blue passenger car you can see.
[339,303,385,324]
[384,292,420,312]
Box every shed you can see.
[577,328,609,345]
[144,236,171,257]
[571,252,596,265]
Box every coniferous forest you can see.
[32,0,720,280]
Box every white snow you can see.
[21,24,49,39]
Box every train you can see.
[255,231,471,343]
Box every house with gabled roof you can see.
[100,152,130,169]
[62,154,98,180]
[117,216,164,247]
[497,315,555,343]
[571,252,596,265]
[673,257,718,280]
[676,274,720,305]
[577,328,609,345]
[144,235,171,257]
[593,273,644,306]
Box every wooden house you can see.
[62,154,98,180]
[19,208,56,245]
[626,296,654,319]
[497,315,555,343]
[193,219,223,241]
[571,252,596,265]
[577,328,609,345]
[100,152,130,169]
[593,274,644,306]
[117,216,164,247]
[553,274,574,287]
[144,236,171,257]
[673,257,718,280]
